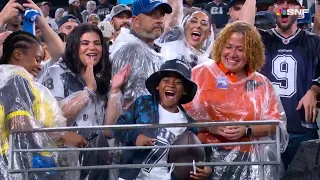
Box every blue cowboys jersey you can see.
[259,28,320,133]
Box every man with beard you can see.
[87,13,101,25]
[58,15,80,36]
[110,0,172,109]
[109,4,132,43]
[240,0,320,170]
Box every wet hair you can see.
[183,10,213,32]
[212,21,265,72]
[63,24,112,97]
[0,31,43,65]
[68,4,83,23]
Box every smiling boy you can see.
[107,59,212,180]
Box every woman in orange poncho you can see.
[184,21,288,180]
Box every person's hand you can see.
[0,0,24,25]
[62,132,88,148]
[223,126,246,141]
[190,166,212,180]
[22,0,43,16]
[296,89,318,123]
[209,126,246,140]
[22,0,46,25]
[136,134,156,146]
[311,0,320,34]
[0,31,12,57]
[110,64,131,94]
[83,63,97,92]
[208,126,228,136]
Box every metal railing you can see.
[7,120,282,180]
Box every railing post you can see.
[8,133,14,171]
[24,172,29,180]
[276,125,281,180]
[260,164,265,180]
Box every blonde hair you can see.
[212,21,265,72]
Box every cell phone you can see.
[17,0,27,5]
[193,160,197,175]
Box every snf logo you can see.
[276,8,309,17]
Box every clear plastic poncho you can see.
[184,61,289,180]
[156,10,215,68]
[39,62,122,179]
[0,65,79,180]
[110,28,164,108]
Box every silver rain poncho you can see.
[0,65,79,180]
[110,28,164,108]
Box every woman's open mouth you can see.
[191,31,202,41]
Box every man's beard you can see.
[138,28,163,41]
[115,23,130,31]
[276,16,297,31]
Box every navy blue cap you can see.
[132,0,172,16]
[255,11,275,24]
[58,15,80,28]
[297,12,311,24]
[228,0,245,8]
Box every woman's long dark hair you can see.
[63,24,112,97]
[0,31,42,65]
[68,4,83,23]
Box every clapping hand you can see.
[83,61,97,92]
[110,64,131,94]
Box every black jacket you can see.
[282,139,320,180]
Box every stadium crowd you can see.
[0,0,319,179]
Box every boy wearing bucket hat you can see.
[106,59,212,180]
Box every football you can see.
[168,131,206,180]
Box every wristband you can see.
[84,86,96,100]
[245,125,252,137]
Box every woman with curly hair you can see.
[184,21,289,179]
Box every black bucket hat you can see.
[145,59,197,104]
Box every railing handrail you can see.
[9,120,280,133]
[13,140,277,152]
[8,161,280,174]
[7,120,283,180]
